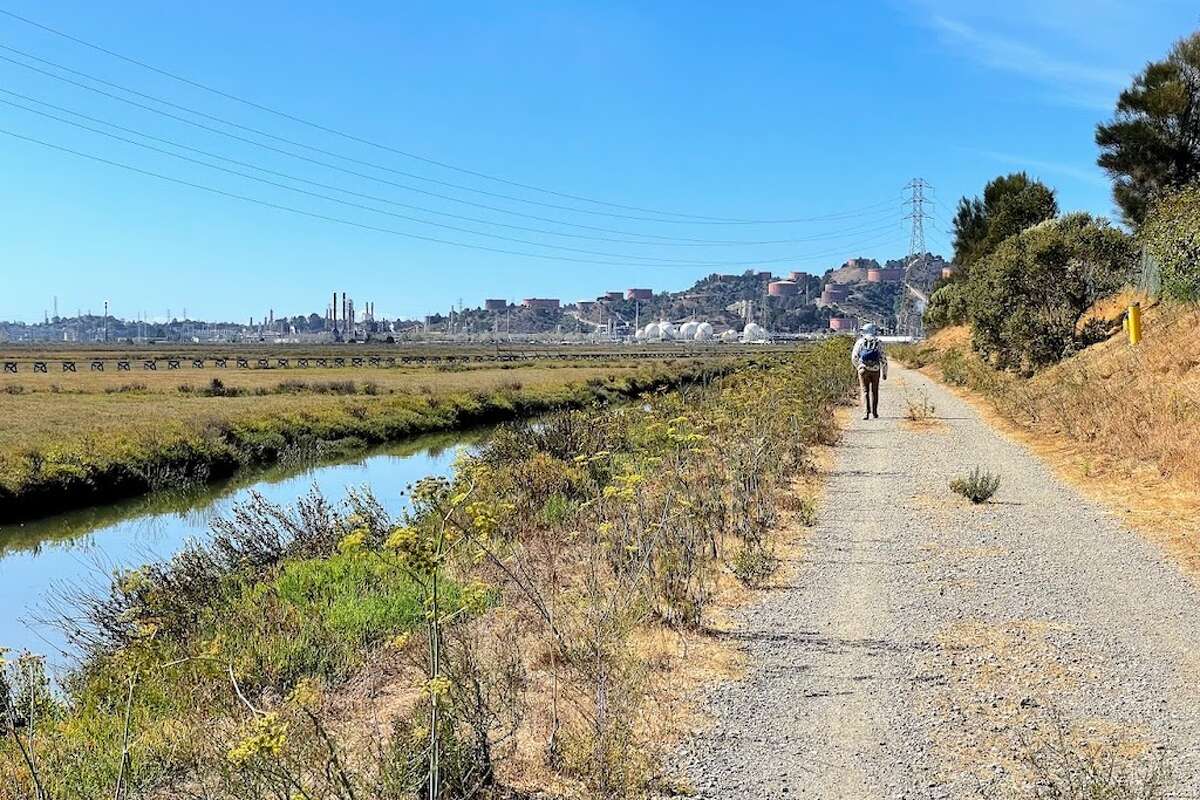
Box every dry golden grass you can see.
[1076,287,1152,332]
[0,363,639,454]
[911,303,1200,577]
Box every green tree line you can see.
[924,29,1200,373]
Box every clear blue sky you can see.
[0,0,1195,323]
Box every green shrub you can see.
[968,213,1137,373]
[939,349,969,386]
[1141,183,1200,302]
[950,467,1001,503]
[731,543,778,586]
[924,280,971,331]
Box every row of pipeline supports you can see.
[3,356,397,372]
[1,348,781,374]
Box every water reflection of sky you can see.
[0,433,479,670]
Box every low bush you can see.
[968,213,1136,373]
[103,381,147,394]
[199,377,245,397]
[1008,718,1172,800]
[950,466,1001,503]
[924,280,971,332]
[1141,183,1200,302]
[903,387,937,421]
[939,349,969,386]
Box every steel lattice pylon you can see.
[899,178,934,338]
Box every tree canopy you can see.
[968,213,1136,373]
[951,173,1058,268]
[1096,31,1200,227]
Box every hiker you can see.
[851,322,887,420]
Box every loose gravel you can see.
[674,367,1200,798]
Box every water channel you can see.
[0,428,488,669]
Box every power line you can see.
[0,87,902,249]
[0,37,896,226]
[0,95,907,265]
[0,124,905,269]
[0,6,905,224]
[0,48,901,235]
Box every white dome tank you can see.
[694,322,714,340]
[719,329,739,342]
[657,321,676,340]
[742,322,769,343]
[642,323,660,340]
[679,321,700,340]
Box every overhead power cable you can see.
[0,88,900,248]
[0,49,900,239]
[0,6,895,224]
[0,41,896,226]
[0,125,904,269]
[0,98,904,265]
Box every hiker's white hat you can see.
[862,322,877,335]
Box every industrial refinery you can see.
[2,256,946,345]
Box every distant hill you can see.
[409,253,950,337]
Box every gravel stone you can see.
[673,367,1200,798]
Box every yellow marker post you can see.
[1128,302,1142,345]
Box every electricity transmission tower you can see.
[903,178,931,263]
[899,178,934,338]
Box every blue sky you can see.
[0,0,1195,323]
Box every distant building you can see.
[768,280,798,297]
[755,271,773,281]
[577,300,596,311]
[867,267,905,283]
[820,285,849,305]
[484,298,508,311]
[829,316,858,332]
[626,288,653,301]
[602,291,624,302]
[522,298,560,310]
[787,270,806,282]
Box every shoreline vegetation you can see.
[0,357,744,525]
[0,338,856,800]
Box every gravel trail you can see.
[675,366,1200,798]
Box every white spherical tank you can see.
[642,323,660,340]
[657,321,676,340]
[694,322,714,340]
[719,329,739,342]
[679,321,700,340]
[742,322,768,342]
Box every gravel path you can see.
[675,366,1200,798]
